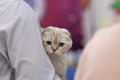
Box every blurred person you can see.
[74,22,120,80]
[81,0,115,43]
[0,0,61,80]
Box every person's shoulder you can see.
[93,23,120,40]
[82,23,120,57]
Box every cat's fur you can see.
[41,26,72,80]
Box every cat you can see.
[41,26,72,80]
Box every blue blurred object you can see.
[66,68,76,80]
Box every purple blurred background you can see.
[41,0,84,50]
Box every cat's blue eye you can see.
[46,41,52,45]
[58,42,64,47]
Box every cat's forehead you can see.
[43,32,69,41]
[43,29,63,36]
[42,27,71,41]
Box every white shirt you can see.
[0,0,61,80]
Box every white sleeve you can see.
[0,0,61,80]
[24,0,46,20]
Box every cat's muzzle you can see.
[51,45,59,52]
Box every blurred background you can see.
[25,0,120,80]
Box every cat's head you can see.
[41,26,72,56]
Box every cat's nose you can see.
[51,45,58,52]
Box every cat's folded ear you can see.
[40,27,43,31]
[41,26,57,35]
[63,29,72,39]
[41,28,48,35]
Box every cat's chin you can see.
[48,52,58,56]
[47,51,64,56]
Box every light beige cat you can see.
[41,26,72,80]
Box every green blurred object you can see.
[113,0,120,11]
